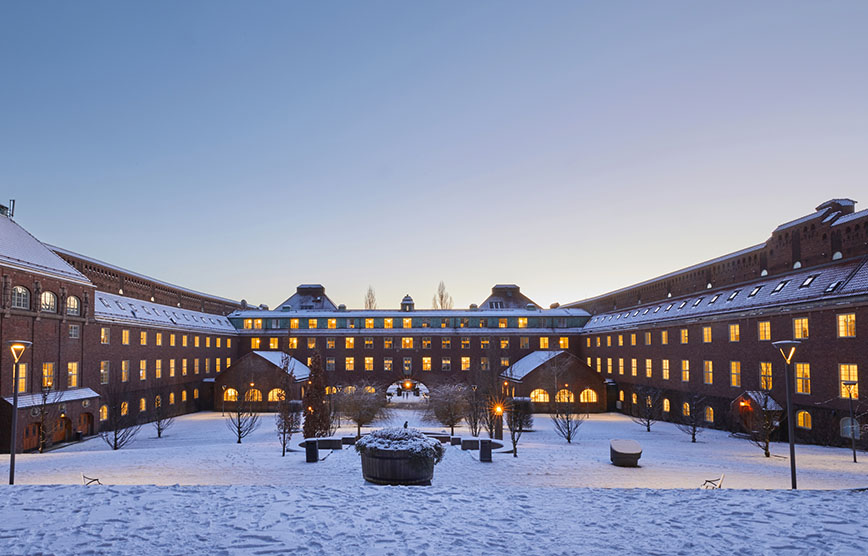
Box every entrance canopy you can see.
[3,388,99,409]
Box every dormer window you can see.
[489,301,504,309]
[727,290,740,302]
[643,308,649,315]
[800,275,817,288]
[692,298,703,307]
[632,310,640,317]
[665,304,673,311]
[748,286,762,298]
[771,280,789,294]
[709,294,721,304]
[678,301,687,309]
[825,280,842,293]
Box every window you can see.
[540,337,549,349]
[156,332,163,346]
[499,318,507,328]
[328,318,337,329]
[365,357,374,371]
[364,337,374,349]
[461,357,470,371]
[587,357,592,366]
[194,336,200,348]
[838,314,856,338]
[253,319,263,330]
[403,317,412,329]
[682,402,690,417]
[727,290,740,302]
[288,337,298,349]
[402,337,413,349]
[481,357,490,371]
[730,361,741,387]
[530,389,549,403]
[100,361,110,384]
[606,336,612,347]
[500,337,509,349]
[66,361,80,388]
[442,357,451,371]
[618,358,624,375]
[760,362,773,390]
[226,339,231,349]
[121,360,130,382]
[326,357,335,371]
[480,337,490,349]
[793,363,810,394]
[703,361,713,384]
[580,389,598,403]
[681,360,690,382]
[631,358,637,377]
[121,402,129,416]
[660,330,668,345]
[680,329,688,344]
[365,318,374,329]
[607,358,612,374]
[139,398,147,412]
[596,358,601,372]
[384,358,393,372]
[101,327,110,344]
[139,360,147,381]
[403,357,412,373]
[307,338,316,349]
[421,337,431,349]
[290,319,299,329]
[702,326,712,343]
[99,405,108,421]
[11,286,30,309]
[800,275,817,288]
[839,364,859,398]
[555,389,574,403]
[182,335,188,347]
[663,398,670,413]
[216,359,222,373]
[243,389,261,402]
[42,362,54,388]
[748,286,762,298]
[517,317,527,329]
[120,329,130,345]
[269,338,279,349]
[155,360,162,379]
[644,332,651,345]
[267,388,285,402]
[758,321,771,341]
[194,359,200,375]
[630,334,636,346]
[345,357,355,371]
[618,335,624,346]
[40,291,57,313]
[251,337,261,349]
[308,319,318,329]
[384,337,393,349]
[559,337,569,349]
[442,338,451,349]
[384,318,393,329]
[461,337,471,349]
[704,407,714,423]
[501,357,509,367]
[243,319,253,329]
[644,359,652,378]
[170,334,176,346]
[346,337,355,349]
[728,324,740,342]
[66,295,81,316]
[422,357,432,371]
[170,392,176,404]
[796,410,812,429]
[662,359,670,380]
[182,359,188,376]
[68,324,80,339]
[206,337,211,348]
[793,317,809,339]
[772,280,789,294]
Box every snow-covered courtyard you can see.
[1,409,866,554]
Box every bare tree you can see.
[551,397,586,444]
[631,385,663,433]
[675,393,706,443]
[432,280,454,310]
[276,397,302,457]
[98,380,142,450]
[364,285,377,310]
[35,384,64,453]
[506,397,534,457]
[336,382,387,439]
[464,385,484,437]
[739,391,783,458]
[151,389,175,439]
[428,383,469,436]
[225,387,261,444]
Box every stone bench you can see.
[299,438,343,450]
[610,439,642,467]
[461,438,504,450]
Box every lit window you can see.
[121,360,130,382]
[182,335,188,347]
[796,410,812,429]
[224,388,238,402]
[139,360,147,381]
[403,317,412,329]
[365,337,374,349]
[99,405,108,421]
[270,338,279,349]
[758,321,771,341]
[155,360,162,379]
[681,360,690,382]
[645,359,652,378]
[729,324,740,342]
[682,403,690,417]
[402,337,413,349]
[422,357,431,371]
[307,338,316,349]
[421,337,431,349]
[631,358,637,377]
[607,358,612,374]
[680,329,688,344]
[290,319,299,329]
[243,319,252,329]
[703,361,713,384]
[345,357,355,371]
[182,359,188,376]
[441,358,451,371]
[170,392,176,404]
[121,329,130,345]
[328,318,336,329]
[559,337,569,349]
[216,359,221,373]
[384,358,393,372]
[40,291,57,313]
[839,364,859,399]
[500,337,509,349]
[704,407,714,423]
[254,319,262,329]
[730,361,741,387]
[579,389,597,403]
[586,337,591,347]
[100,361,110,384]
[794,363,811,394]
[384,318,393,329]
[288,337,298,349]
[499,318,507,328]
[346,337,354,349]
[325,357,335,371]
[661,359,670,380]
[121,402,129,416]
[461,357,470,371]
[663,398,670,412]
[837,314,856,338]
[518,317,527,329]
[759,362,773,390]
[630,334,636,346]
[11,286,30,309]
[403,358,412,373]
[461,337,471,349]
[793,317,809,339]
[619,358,625,375]
[660,330,668,345]
[702,327,712,343]
[442,338,452,349]
[194,359,200,375]
[170,359,176,377]
[170,334,176,346]
[619,390,624,402]
[139,398,147,412]
[596,357,601,372]
[530,389,549,403]
[480,337,490,349]
[365,318,374,329]
[384,337,393,349]
[41,362,54,388]
[195,336,200,347]
[618,335,624,346]
[251,338,260,349]
[501,357,509,367]
[365,357,374,371]
[540,337,549,349]
[67,362,79,388]
[66,296,81,316]
[555,389,574,403]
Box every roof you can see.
[251,351,311,381]
[94,291,236,333]
[0,217,91,285]
[48,244,240,306]
[832,208,868,227]
[581,257,868,332]
[501,350,564,381]
[4,388,99,409]
[230,307,589,320]
[737,391,783,412]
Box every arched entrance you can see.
[79,412,94,436]
[386,379,429,405]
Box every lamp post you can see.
[772,339,801,490]
[221,385,227,416]
[6,340,32,485]
[842,380,858,464]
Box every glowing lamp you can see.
[772,340,800,365]
[7,341,31,363]
[494,405,503,416]
[404,381,412,390]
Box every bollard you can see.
[479,439,492,462]
[305,440,319,463]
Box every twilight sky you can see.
[2,1,867,309]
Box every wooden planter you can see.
[360,448,435,485]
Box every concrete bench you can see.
[610,439,642,467]
[299,438,343,450]
[461,438,504,450]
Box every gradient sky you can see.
[2,1,867,309]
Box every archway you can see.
[386,379,429,404]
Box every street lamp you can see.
[221,385,227,416]
[772,339,801,490]
[6,340,32,485]
[842,380,859,463]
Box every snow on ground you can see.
[0,409,866,555]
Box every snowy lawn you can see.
[1,409,866,555]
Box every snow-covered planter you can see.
[355,427,444,485]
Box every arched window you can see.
[704,406,714,423]
[796,410,812,429]
[66,296,81,316]
[245,388,262,402]
[40,291,57,313]
[555,389,574,403]
[619,390,624,402]
[344,385,356,394]
[139,398,147,412]
[181,390,188,402]
[529,389,549,403]
[99,405,108,421]
[682,402,690,416]
[631,393,638,405]
[193,388,199,399]
[155,395,162,408]
[663,398,670,413]
[11,286,30,310]
[268,388,285,402]
[579,389,597,403]
[325,386,337,395]
[121,401,129,416]
[169,392,176,405]
[224,388,238,402]
[364,386,376,393]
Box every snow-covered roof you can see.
[94,291,235,333]
[501,350,564,381]
[0,217,91,285]
[231,307,589,320]
[252,351,310,381]
[737,391,783,411]
[831,208,868,227]
[48,244,240,306]
[3,388,99,409]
